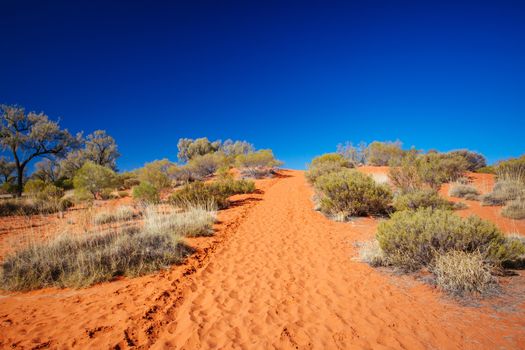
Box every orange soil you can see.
[1,170,524,349]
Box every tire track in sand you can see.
[145,170,525,349]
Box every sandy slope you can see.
[1,170,525,349]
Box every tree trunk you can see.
[16,165,24,197]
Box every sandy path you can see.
[148,171,524,349]
[1,170,524,349]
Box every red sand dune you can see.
[1,170,524,349]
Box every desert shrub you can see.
[0,197,73,217]
[24,179,46,197]
[132,182,160,203]
[177,137,221,162]
[0,227,190,291]
[187,153,226,179]
[117,172,140,190]
[453,202,469,210]
[170,182,230,209]
[305,153,354,184]
[501,198,525,220]
[393,189,453,212]
[448,150,487,171]
[314,169,392,219]
[389,151,468,192]
[0,181,17,195]
[495,155,525,184]
[144,205,216,237]
[476,166,496,174]
[236,150,283,178]
[376,208,523,271]
[73,162,118,199]
[448,184,480,199]
[117,190,128,198]
[358,240,386,267]
[99,188,116,200]
[137,159,174,190]
[481,180,525,206]
[170,179,255,209]
[432,251,497,296]
[93,206,135,225]
[366,141,405,166]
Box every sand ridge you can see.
[1,170,524,349]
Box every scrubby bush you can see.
[357,240,386,267]
[73,162,118,199]
[376,208,524,271]
[305,153,354,184]
[93,206,135,225]
[366,141,405,166]
[187,153,226,179]
[448,150,487,171]
[432,251,497,296]
[236,150,283,178]
[177,137,221,162]
[448,184,480,199]
[393,189,453,211]
[389,151,468,192]
[314,169,392,219]
[132,182,160,203]
[476,166,496,174]
[501,198,525,220]
[0,197,73,217]
[137,159,174,190]
[481,180,525,206]
[495,155,525,184]
[170,179,255,210]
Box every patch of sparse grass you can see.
[432,250,498,297]
[501,198,525,220]
[93,206,135,225]
[0,197,73,217]
[357,240,386,267]
[448,183,480,199]
[144,205,216,237]
[481,180,525,206]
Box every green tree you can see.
[73,161,118,199]
[0,105,80,196]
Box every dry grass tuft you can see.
[93,205,135,225]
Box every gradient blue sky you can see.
[1,0,524,170]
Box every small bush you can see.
[314,169,392,219]
[432,251,497,296]
[448,150,487,172]
[187,153,226,179]
[132,182,160,203]
[0,197,72,217]
[481,180,525,206]
[366,141,405,166]
[93,206,135,225]
[448,184,480,198]
[117,190,128,198]
[495,155,525,184]
[393,189,453,211]
[137,159,174,190]
[236,150,283,178]
[376,208,522,271]
[358,240,386,267]
[305,153,354,184]
[476,166,495,174]
[170,179,255,210]
[73,162,118,199]
[501,198,525,220]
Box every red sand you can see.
[1,170,524,349]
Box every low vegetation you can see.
[132,181,160,203]
[314,169,392,220]
[393,189,454,211]
[501,198,525,220]
[448,183,480,199]
[305,153,354,184]
[93,206,135,225]
[0,205,216,291]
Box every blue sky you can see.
[1,0,524,170]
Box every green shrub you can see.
[73,162,118,199]
[314,169,392,219]
[393,189,453,211]
[117,190,128,198]
[366,141,405,166]
[448,150,487,172]
[448,184,480,199]
[476,166,495,174]
[170,182,230,209]
[305,153,354,184]
[137,159,174,190]
[132,182,160,203]
[432,251,497,296]
[236,150,283,178]
[24,179,46,197]
[187,153,226,179]
[170,179,255,210]
[495,155,525,184]
[376,208,523,271]
[501,198,525,220]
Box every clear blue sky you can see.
[1,0,524,170]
